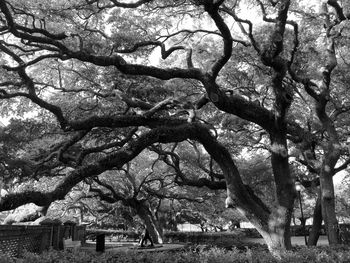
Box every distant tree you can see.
[335,175,350,223]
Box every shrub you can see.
[1,245,350,262]
[281,246,350,263]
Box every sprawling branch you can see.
[144,187,204,203]
[115,40,185,59]
[68,115,187,130]
[0,41,68,128]
[0,123,269,226]
[152,145,227,190]
[0,1,205,81]
[109,0,153,8]
[77,128,138,165]
[260,0,290,67]
[204,2,233,79]
[327,0,349,21]
[0,0,291,139]
[201,77,276,132]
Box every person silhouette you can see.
[140,227,154,247]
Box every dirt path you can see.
[81,242,185,253]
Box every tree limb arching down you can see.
[0,0,349,257]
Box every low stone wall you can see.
[0,225,52,257]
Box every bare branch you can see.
[204,2,233,79]
[115,40,186,60]
[109,0,153,8]
[327,0,348,21]
[221,5,260,52]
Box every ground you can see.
[79,235,329,254]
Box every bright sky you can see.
[0,117,8,125]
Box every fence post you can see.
[96,233,105,252]
[63,220,77,240]
[40,219,63,250]
[38,226,52,253]
[16,226,24,257]
[77,225,86,244]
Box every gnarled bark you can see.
[308,190,322,246]
[320,163,339,244]
[131,200,163,244]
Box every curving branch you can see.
[315,2,341,145]
[221,5,260,53]
[334,157,350,174]
[0,1,70,52]
[286,19,299,68]
[259,0,291,66]
[56,130,89,164]
[186,48,194,69]
[204,2,233,79]
[327,0,349,21]
[200,77,276,133]
[109,0,153,8]
[0,42,69,129]
[0,123,269,228]
[159,29,222,40]
[77,128,138,165]
[2,1,202,83]
[88,187,117,204]
[115,40,186,60]
[151,145,226,190]
[68,115,187,130]
[144,186,205,203]
[256,0,277,23]
[64,51,204,80]
[92,177,125,201]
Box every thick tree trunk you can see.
[233,143,295,257]
[249,211,293,259]
[226,181,293,257]
[314,2,340,244]
[135,201,163,244]
[221,129,295,257]
[269,131,296,251]
[271,155,294,250]
[320,166,339,244]
[258,229,288,258]
[308,190,322,246]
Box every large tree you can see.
[1,0,350,256]
[285,1,350,245]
